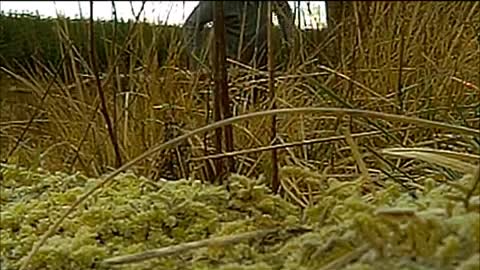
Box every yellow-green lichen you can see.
[1,163,479,270]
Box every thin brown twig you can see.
[89,0,122,168]
[68,0,147,172]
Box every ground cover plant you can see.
[0,1,479,270]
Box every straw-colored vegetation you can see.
[0,1,479,270]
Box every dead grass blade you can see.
[381,147,479,174]
[343,124,372,191]
[317,244,370,270]
[383,147,480,163]
[102,228,279,266]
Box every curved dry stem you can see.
[102,228,278,266]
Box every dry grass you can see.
[1,3,480,269]
[1,1,479,186]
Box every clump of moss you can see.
[1,164,478,270]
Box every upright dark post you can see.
[267,2,279,193]
[213,1,235,185]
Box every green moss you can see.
[0,163,479,270]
